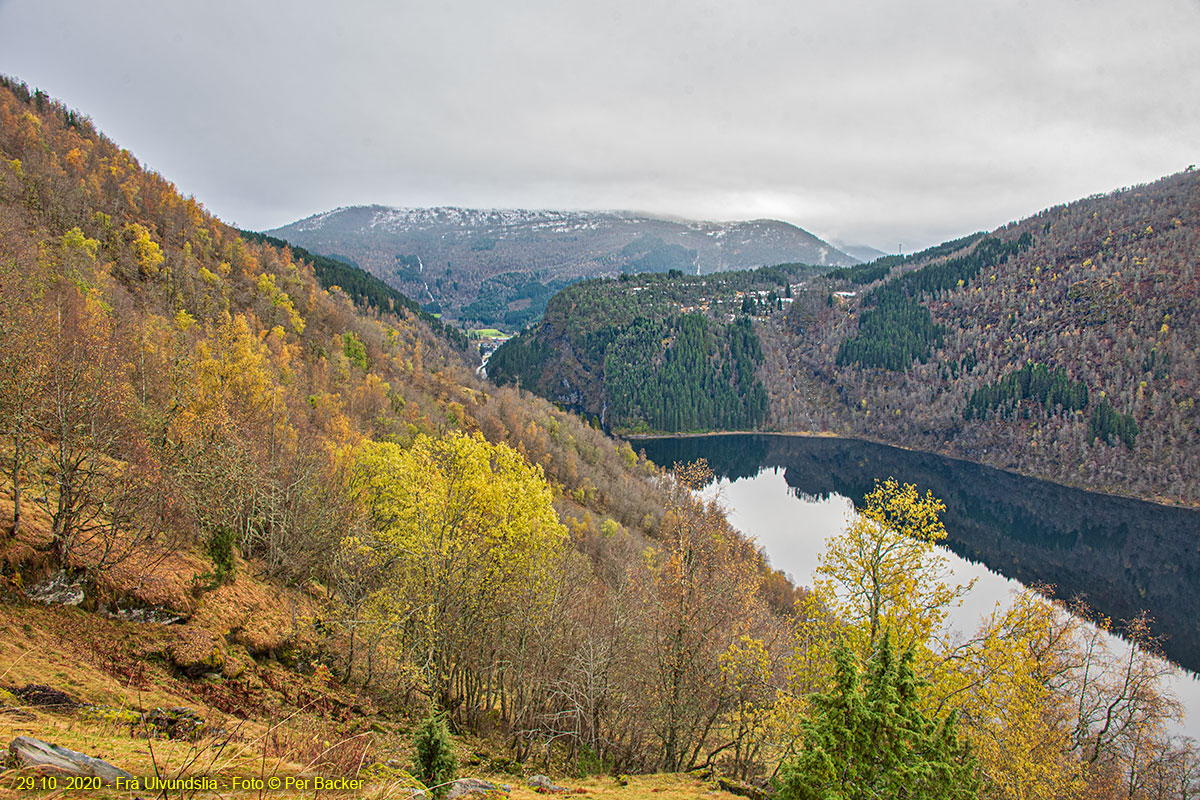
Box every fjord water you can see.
[635,433,1200,738]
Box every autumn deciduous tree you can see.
[798,477,971,676]
[935,589,1086,800]
[0,250,48,537]
[792,477,1191,800]
[348,432,567,714]
[35,281,139,565]
[718,635,775,780]
[330,533,389,684]
[637,460,771,772]
[1064,608,1182,795]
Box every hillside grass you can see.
[0,597,744,800]
[0,488,750,800]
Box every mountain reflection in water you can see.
[634,434,1200,674]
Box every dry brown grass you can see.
[0,598,365,798]
[0,598,750,800]
[0,489,57,579]
[507,773,741,800]
[0,484,200,613]
[0,493,747,800]
[100,545,209,612]
[189,570,318,657]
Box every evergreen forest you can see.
[487,266,808,432]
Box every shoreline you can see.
[622,429,1200,511]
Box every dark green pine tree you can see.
[412,713,457,799]
[776,632,979,800]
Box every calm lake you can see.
[634,433,1200,738]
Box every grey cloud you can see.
[0,0,1197,250]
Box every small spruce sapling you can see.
[412,713,457,799]
[206,527,237,584]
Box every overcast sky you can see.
[1,0,1198,251]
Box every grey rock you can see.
[109,605,185,625]
[8,736,135,785]
[527,775,567,792]
[27,571,84,606]
[446,778,510,799]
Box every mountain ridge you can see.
[284,203,852,242]
[3,77,1196,799]
[267,204,857,329]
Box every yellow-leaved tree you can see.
[347,431,568,715]
[786,478,1185,800]
[795,477,972,687]
[932,589,1087,800]
[637,460,771,773]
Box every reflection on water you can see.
[635,434,1200,674]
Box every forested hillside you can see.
[495,172,1200,504]
[1,79,1196,800]
[236,227,469,349]
[766,171,1200,505]
[487,265,811,431]
[0,77,798,776]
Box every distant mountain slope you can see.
[765,170,1200,504]
[235,228,468,348]
[489,170,1200,505]
[266,206,857,328]
[832,242,890,262]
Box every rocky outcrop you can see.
[446,778,511,799]
[8,736,134,785]
[527,775,569,793]
[715,777,769,800]
[26,571,84,606]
